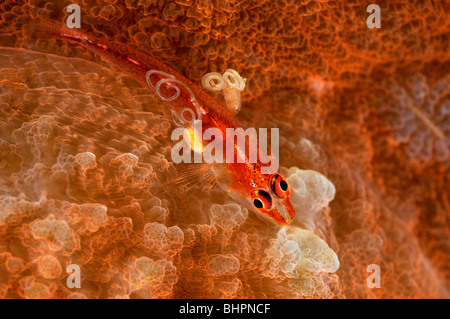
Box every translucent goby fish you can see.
[29,20,295,225]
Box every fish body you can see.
[31,21,295,225]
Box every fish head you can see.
[212,164,295,226]
[248,173,295,226]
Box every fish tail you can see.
[25,19,83,43]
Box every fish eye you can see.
[251,190,272,212]
[253,198,263,209]
[271,174,290,198]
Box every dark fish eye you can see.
[271,174,290,198]
[253,198,263,209]
[251,189,272,212]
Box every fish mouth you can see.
[268,200,295,226]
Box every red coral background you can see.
[0,0,448,298]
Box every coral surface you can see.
[0,0,449,298]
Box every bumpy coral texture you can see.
[0,0,449,298]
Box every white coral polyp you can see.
[287,227,340,274]
[284,167,336,228]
